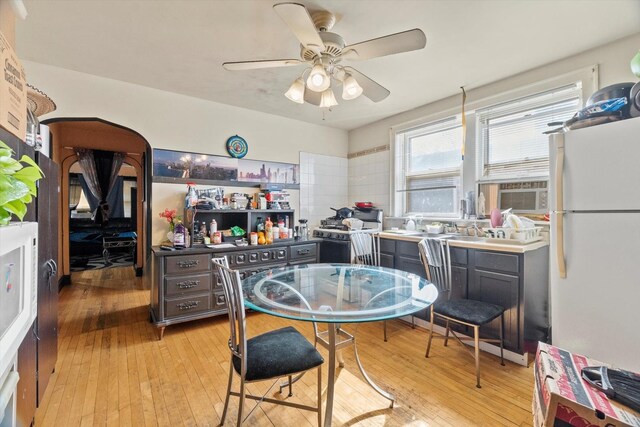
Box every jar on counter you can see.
[250,232,258,245]
[212,231,222,245]
[279,228,288,239]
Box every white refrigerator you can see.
[549,117,640,372]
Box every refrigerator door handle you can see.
[555,135,567,278]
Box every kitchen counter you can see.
[379,231,549,362]
[151,238,322,256]
[378,231,548,253]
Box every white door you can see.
[560,118,640,211]
[550,211,640,371]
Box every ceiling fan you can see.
[222,2,427,107]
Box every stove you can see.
[313,208,383,263]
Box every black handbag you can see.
[581,366,640,413]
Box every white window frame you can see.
[392,116,463,218]
[389,65,597,218]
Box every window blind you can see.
[477,84,581,180]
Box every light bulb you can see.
[284,78,305,104]
[306,63,330,92]
[319,88,338,108]
[341,74,363,100]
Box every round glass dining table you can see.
[242,263,438,427]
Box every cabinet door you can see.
[36,155,59,404]
[395,256,425,278]
[17,321,37,427]
[380,253,394,268]
[469,269,520,351]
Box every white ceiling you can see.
[16,0,640,130]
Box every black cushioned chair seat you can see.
[435,299,504,325]
[232,326,324,382]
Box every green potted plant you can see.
[0,140,43,225]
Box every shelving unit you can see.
[184,208,295,240]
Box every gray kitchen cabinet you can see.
[470,268,520,350]
[379,237,549,355]
[379,238,396,268]
[149,239,320,339]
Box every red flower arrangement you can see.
[159,208,180,232]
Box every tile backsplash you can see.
[299,152,349,229]
[348,150,390,218]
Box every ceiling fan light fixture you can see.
[319,88,338,108]
[307,63,331,92]
[341,74,363,100]
[285,77,305,104]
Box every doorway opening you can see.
[42,118,152,283]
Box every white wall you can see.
[23,61,348,243]
[348,33,640,218]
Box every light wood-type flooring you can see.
[35,266,535,426]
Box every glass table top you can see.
[242,263,438,323]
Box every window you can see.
[394,117,463,216]
[476,83,581,181]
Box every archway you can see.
[42,118,152,282]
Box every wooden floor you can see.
[35,267,535,426]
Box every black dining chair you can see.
[212,257,324,426]
[350,231,393,341]
[417,237,505,388]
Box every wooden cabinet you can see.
[149,240,320,339]
[1,128,60,421]
[380,237,549,355]
[17,322,37,427]
[35,153,60,405]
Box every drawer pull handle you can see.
[177,301,200,310]
[177,280,199,289]
[297,249,310,255]
[177,260,199,268]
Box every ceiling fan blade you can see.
[304,90,321,106]
[222,59,303,71]
[345,67,390,102]
[273,3,325,52]
[342,29,426,60]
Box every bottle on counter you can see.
[256,217,265,233]
[209,219,217,237]
[185,182,198,208]
[198,221,207,243]
[173,220,186,248]
[265,217,273,244]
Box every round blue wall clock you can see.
[226,135,248,158]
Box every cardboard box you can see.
[0,29,27,141]
[533,342,640,427]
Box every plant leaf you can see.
[0,141,12,151]
[13,166,43,186]
[0,156,22,173]
[20,193,33,204]
[0,207,10,225]
[0,173,10,190]
[0,179,29,205]
[3,199,27,220]
[19,155,43,174]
